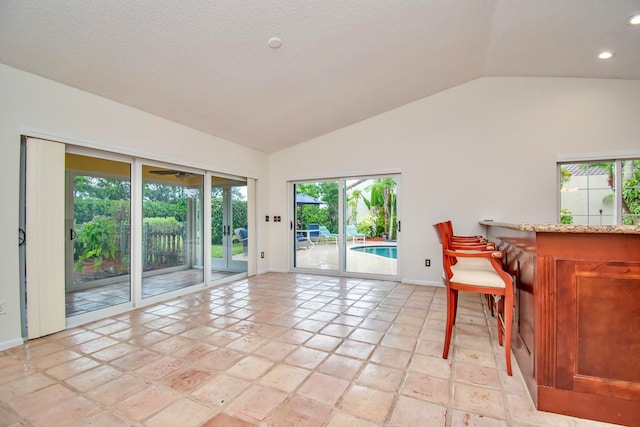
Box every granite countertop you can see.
[479,220,640,234]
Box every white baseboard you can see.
[401,279,443,287]
[0,337,24,351]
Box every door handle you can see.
[70,229,76,241]
[19,228,26,246]
[397,220,401,232]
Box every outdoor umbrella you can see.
[295,193,325,205]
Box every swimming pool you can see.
[350,245,397,259]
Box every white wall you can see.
[0,65,269,349]
[269,77,640,285]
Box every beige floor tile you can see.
[356,363,403,392]
[451,409,508,427]
[196,347,245,370]
[28,395,100,427]
[227,385,288,422]
[409,353,452,379]
[84,410,132,427]
[253,340,298,360]
[335,339,375,359]
[65,364,122,392]
[110,349,162,371]
[369,346,412,369]
[341,384,395,423]
[191,374,250,406]
[9,384,77,417]
[455,361,501,389]
[285,347,329,369]
[45,357,101,380]
[318,354,364,380]
[87,373,150,406]
[29,349,82,369]
[226,355,274,380]
[144,397,213,427]
[453,382,506,420]
[304,334,343,351]
[267,395,333,427]
[389,396,447,426]
[260,364,311,392]
[454,347,498,369]
[201,412,257,427]
[113,385,179,421]
[326,411,380,427]
[401,372,450,406]
[91,342,138,362]
[0,373,55,403]
[163,367,216,392]
[297,372,350,405]
[135,356,185,380]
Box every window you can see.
[559,159,640,225]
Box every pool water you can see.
[350,245,397,259]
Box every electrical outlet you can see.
[0,299,6,315]
[425,259,431,267]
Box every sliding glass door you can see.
[293,175,399,279]
[22,138,252,336]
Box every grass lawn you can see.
[211,242,244,258]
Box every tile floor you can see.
[0,273,622,427]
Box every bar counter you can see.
[480,221,640,426]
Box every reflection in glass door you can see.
[142,165,203,298]
[211,177,248,278]
[65,154,132,317]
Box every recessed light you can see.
[268,37,282,49]
[629,14,640,25]
[598,51,614,59]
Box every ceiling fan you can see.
[149,170,197,179]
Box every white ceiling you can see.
[1,1,639,153]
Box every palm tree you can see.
[367,178,397,239]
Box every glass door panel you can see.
[211,177,247,279]
[293,181,340,271]
[142,165,203,298]
[65,154,131,317]
[344,177,398,277]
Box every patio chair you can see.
[234,227,248,254]
[308,223,320,243]
[318,226,338,244]
[296,236,309,250]
[346,224,366,244]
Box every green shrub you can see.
[74,216,119,273]
[560,209,573,224]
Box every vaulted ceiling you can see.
[1,1,639,153]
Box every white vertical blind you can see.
[25,137,66,338]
